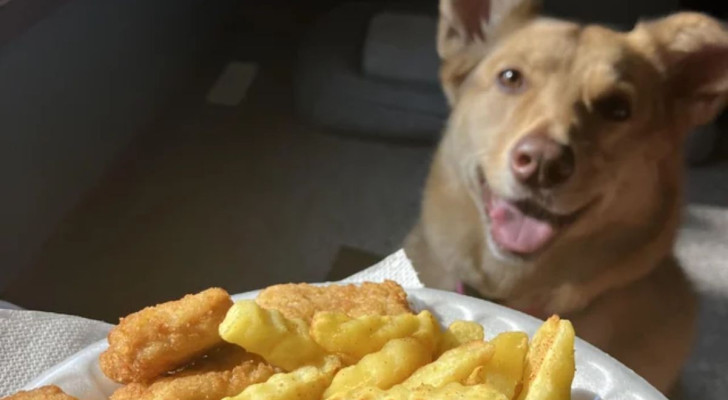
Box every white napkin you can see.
[0,310,113,396]
[339,249,423,288]
[0,249,421,396]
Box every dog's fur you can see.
[406,0,728,393]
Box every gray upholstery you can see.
[362,12,440,85]
[294,2,448,141]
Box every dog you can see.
[405,0,728,393]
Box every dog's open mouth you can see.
[477,170,588,256]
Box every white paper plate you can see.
[24,288,666,400]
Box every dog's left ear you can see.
[632,13,728,128]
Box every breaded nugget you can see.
[100,288,233,383]
[1,385,77,400]
[255,280,412,322]
[109,345,276,400]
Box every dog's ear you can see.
[438,0,539,104]
[632,13,728,128]
[437,0,538,59]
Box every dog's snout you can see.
[511,134,575,189]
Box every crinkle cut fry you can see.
[109,345,276,400]
[100,287,233,383]
[255,280,412,323]
[1,385,77,400]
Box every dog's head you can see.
[437,0,728,262]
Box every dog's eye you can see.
[497,69,525,92]
[594,94,631,122]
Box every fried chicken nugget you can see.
[100,288,233,383]
[1,386,77,400]
[255,281,412,322]
[110,345,276,400]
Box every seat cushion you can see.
[362,12,440,85]
[294,2,447,141]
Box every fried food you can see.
[463,365,487,386]
[323,338,432,398]
[516,316,575,400]
[109,345,276,400]
[219,300,327,371]
[310,310,440,362]
[100,288,233,383]
[223,356,342,400]
[255,281,412,323]
[401,341,494,389]
[462,332,528,397]
[326,382,508,400]
[4,283,579,400]
[482,332,529,398]
[437,320,485,355]
[1,386,77,400]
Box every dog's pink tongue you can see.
[489,198,555,254]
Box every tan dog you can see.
[405,0,728,393]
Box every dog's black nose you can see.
[511,134,575,188]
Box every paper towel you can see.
[0,249,421,395]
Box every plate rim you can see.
[23,287,667,400]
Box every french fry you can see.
[463,365,487,386]
[401,341,494,389]
[323,338,432,398]
[310,310,440,362]
[461,332,528,398]
[438,320,485,355]
[223,356,341,400]
[484,332,529,398]
[219,300,327,371]
[5,282,579,400]
[327,382,508,400]
[516,316,575,400]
